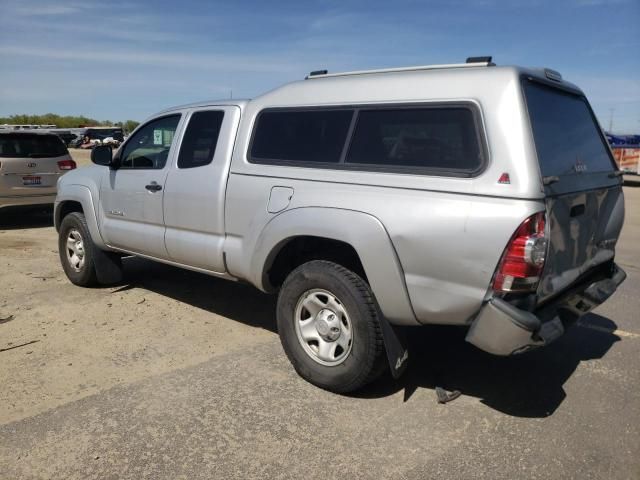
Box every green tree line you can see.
[0,113,139,133]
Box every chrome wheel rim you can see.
[65,229,85,272]
[294,289,353,366]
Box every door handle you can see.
[145,182,162,192]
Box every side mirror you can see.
[91,145,113,167]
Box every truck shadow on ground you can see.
[0,206,53,230]
[122,256,278,331]
[358,315,620,417]
[121,257,621,419]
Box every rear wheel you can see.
[58,212,98,286]
[277,260,386,393]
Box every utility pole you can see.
[609,108,615,132]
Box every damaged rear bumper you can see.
[466,263,627,355]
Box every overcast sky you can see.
[1,0,638,133]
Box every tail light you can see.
[57,159,77,170]
[492,212,548,293]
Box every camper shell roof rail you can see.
[305,58,495,80]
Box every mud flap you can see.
[93,248,123,285]
[378,316,409,379]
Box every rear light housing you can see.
[492,211,548,293]
[57,159,76,170]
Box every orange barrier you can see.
[612,147,640,174]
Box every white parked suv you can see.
[0,131,76,210]
[54,58,626,392]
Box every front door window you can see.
[119,115,181,169]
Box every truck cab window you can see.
[178,111,225,169]
[119,115,181,169]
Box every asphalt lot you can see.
[0,160,638,479]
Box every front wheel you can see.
[277,260,386,393]
[58,212,99,286]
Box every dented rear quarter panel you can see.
[225,171,544,325]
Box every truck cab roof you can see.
[157,99,250,116]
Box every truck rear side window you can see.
[249,104,486,175]
[178,110,224,169]
[524,81,615,176]
[346,107,483,172]
[250,110,353,164]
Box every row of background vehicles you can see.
[0,125,125,148]
[5,123,636,171]
[4,122,636,170]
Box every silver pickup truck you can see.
[54,58,626,392]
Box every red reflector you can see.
[492,212,547,293]
[57,159,77,170]
[497,173,511,184]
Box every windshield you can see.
[0,134,68,158]
[523,80,615,177]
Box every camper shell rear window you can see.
[523,79,616,177]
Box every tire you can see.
[277,260,386,393]
[58,212,99,287]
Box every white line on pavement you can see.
[577,321,640,339]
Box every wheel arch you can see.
[266,235,368,289]
[54,185,107,249]
[55,200,83,231]
[251,207,418,326]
